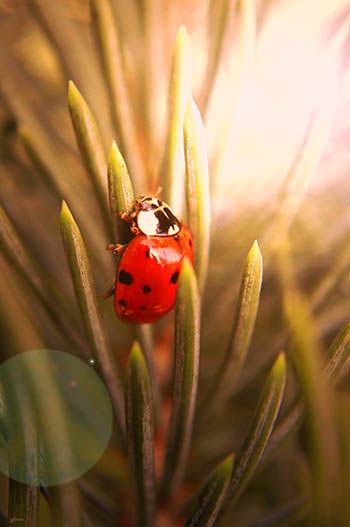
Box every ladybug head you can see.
[130,196,182,237]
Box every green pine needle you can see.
[68,80,110,238]
[125,341,156,527]
[60,200,125,438]
[107,140,135,244]
[160,258,200,499]
[161,25,191,212]
[0,205,86,356]
[184,96,211,295]
[200,240,263,424]
[223,352,286,512]
[185,454,234,527]
[266,319,350,461]
[90,0,144,192]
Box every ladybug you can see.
[105,196,194,323]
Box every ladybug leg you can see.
[118,212,140,236]
[103,281,116,299]
[106,243,126,255]
[118,212,132,224]
[119,213,139,236]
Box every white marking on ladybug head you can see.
[137,210,161,236]
[136,198,182,236]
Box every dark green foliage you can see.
[0,2,348,526]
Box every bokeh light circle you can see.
[0,349,113,486]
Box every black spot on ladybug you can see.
[189,239,193,247]
[170,271,179,284]
[140,306,147,311]
[145,248,150,258]
[174,235,179,242]
[142,285,152,294]
[118,300,127,307]
[119,269,133,285]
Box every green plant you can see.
[0,1,349,526]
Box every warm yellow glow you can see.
[201,0,349,213]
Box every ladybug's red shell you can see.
[115,225,193,323]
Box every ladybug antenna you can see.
[154,186,162,198]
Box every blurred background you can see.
[1,0,349,209]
